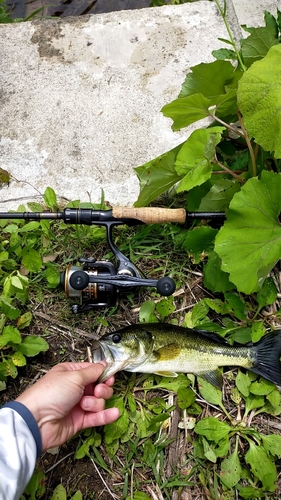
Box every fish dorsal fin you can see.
[154,371,178,378]
[198,369,223,388]
[195,329,229,344]
[153,343,181,361]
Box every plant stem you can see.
[214,0,247,71]
[213,155,245,183]
[211,113,245,139]
[212,170,246,175]
[237,110,257,177]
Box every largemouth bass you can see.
[92,323,281,387]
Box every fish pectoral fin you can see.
[153,343,181,361]
[198,369,223,388]
[154,371,178,378]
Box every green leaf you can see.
[177,386,196,409]
[50,484,67,500]
[179,60,235,99]
[245,441,277,491]
[179,226,218,263]
[3,223,19,234]
[266,387,281,412]
[134,144,182,207]
[237,44,281,158]
[17,311,33,330]
[0,381,6,391]
[75,435,97,459]
[224,292,247,320]
[18,221,40,233]
[11,276,23,290]
[24,468,46,499]
[16,336,49,356]
[240,17,279,68]
[44,187,57,210]
[45,266,61,288]
[245,393,265,415]
[261,434,281,459]
[153,373,190,392]
[250,378,275,396]
[11,351,26,366]
[175,127,225,192]
[256,277,277,310]
[190,300,210,326]
[198,377,223,406]
[220,443,242,488]
[203,298,228,315]
[237,486,265,499]
[5,359,18,378]
[204,251,234,293]
[198,179,241,212]
[0,251,9,262]
[70,491,82,500]
[202,437,217,463]
[251,322,266,343]
[213,89,238,118]
[27,202,44,212]
[155,296,175,319]
[0,326,22,348]
[21,247,42,273]
[139,301,158,323]
[161,93,211,131]
[105,397,129,444]
[212,48,237,61]
[0,298,21,320]
[128,492,151,500]
[236,370,251,398]
[195,417,231,443]
[215,171,281,293]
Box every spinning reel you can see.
[0,206,225,313]
[60,209,177,312]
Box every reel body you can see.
[61,258,176,313]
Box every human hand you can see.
[16,362,120,452]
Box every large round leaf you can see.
[237,44,281,158]
[215,171,281,293]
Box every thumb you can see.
[75,363,105,386]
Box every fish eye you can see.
[112,333,122,344]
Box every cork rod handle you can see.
[112,207,186,224]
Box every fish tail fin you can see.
[251,330,281,386]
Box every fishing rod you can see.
[0,206,225,313]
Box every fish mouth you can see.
[92,340,129,382]
[92,340,111,364]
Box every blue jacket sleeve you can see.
[0,402,42,500]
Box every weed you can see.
[134,2,281,297]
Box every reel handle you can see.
[69,270,176,296]
[112,207,186,224]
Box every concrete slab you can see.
[232,0,280,27]
[0,1,279,210]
